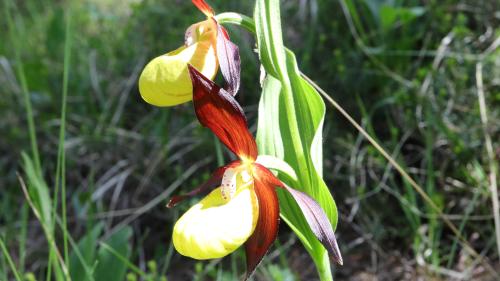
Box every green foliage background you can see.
[0,0,498,280]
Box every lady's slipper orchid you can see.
[168,65,342,279]
[138,0,240,106]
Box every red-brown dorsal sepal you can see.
[192,0,214,17]
[188,65,258,161]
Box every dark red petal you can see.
[253,164,342,264]
[244,176,280,280]
[215,20,241,96]
[284,186,343,265]
[191,0,214,17]
[167,161,241,208]
[188,65,258,161]
[252,163,284,188]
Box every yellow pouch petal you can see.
[172,186,259,259]
[139,20,218,107]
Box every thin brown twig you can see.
[300,73,499,278]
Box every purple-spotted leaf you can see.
[284,185,343,265]
[216,22,241,96]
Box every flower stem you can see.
[215,12,255,33]
[314,251,334,281]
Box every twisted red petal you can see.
[188,65,258,161]
[253,163,342,264]
[244,174,280,280]
[167,160,241,208]
[215,21,241,95]
[192,0,214,17]
[253,163,284,187]
[284,186,343,265]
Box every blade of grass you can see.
[0,247,6,281]
[301,73,499,278]
[476,62,500,259]
[18,202,28,274]
[447,186,480,268]
[0,237,23,281]
[58,7,72,270]
[337,0,413,88]
[49,8,73,279]
[160,209,178,277]
[3,0,42,176]
[17,173,71,280]
[423,123,440,266]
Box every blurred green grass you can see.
[1,0,499,280]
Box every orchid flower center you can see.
[185,20,216,47]
[220,166,253,202]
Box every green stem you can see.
[60,9,72,269]
[0,238,23,281]
[215,12,255,33]
[315,252,333,281]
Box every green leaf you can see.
[254,1,339,279]
[22,152,53,232]
[94,227,132,281]
[256,155,297,182]
[380,5,425,31]
[283,50,338,230]
[253,0,287,78]
[21,153,66,280]
[256,76,284,158]
[69,224,103,281]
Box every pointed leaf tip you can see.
[285,186,343,265]
[192,0,214,17]
[188,65,258,160]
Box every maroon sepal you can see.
[166,161,240,208]
[215,20,241,96]
[188,65,258,161]
[244,175,280,280]
[284,186,343,265]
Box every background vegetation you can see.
[1,0,499,280]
